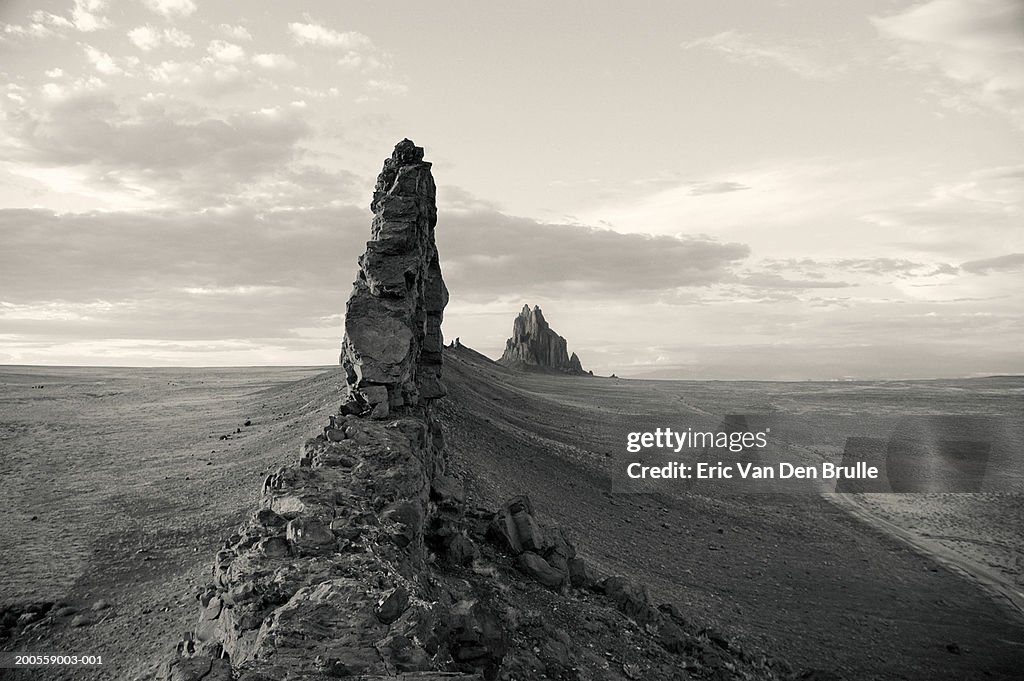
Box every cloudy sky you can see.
[1,0,1022,379]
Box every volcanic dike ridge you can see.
[154,140,811,681]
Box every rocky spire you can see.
[498,304,586,374]
[339,138,448,418]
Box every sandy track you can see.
[828,493,1024,621]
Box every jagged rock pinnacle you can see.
[498,304,586,374]
[339,138,448,418]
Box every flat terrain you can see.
[1,358,1023,680]
[0,365,337,680]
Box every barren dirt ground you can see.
[2,358,1023,681]
[0,366,338,680]
[438,347,1024,681]
[833,492,1024,614]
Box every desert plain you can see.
[1,354,1023,680]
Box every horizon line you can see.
[1,363,1020,384]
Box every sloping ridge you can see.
[153,142,803,681]
[438,343,1024,681]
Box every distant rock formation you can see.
[339,138,448,419]
[498,305,586,374]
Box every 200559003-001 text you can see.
[0,652,105,667]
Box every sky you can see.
[1,0,1022,379]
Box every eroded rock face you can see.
[498,305,586,374]
[339,138,448,418]
[154,140,803,681]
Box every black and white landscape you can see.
[1,2,1023,680]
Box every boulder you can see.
[601,576,659,625]
[489,495,545,554]
[517,551,566,588]
[285,518,335,552]
[430,475,465,508]
[567,557,598,589]
[375,585,410,624]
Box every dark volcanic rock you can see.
[498,304,586,374]
[339,138,448,418]
[489,495,545,554]
[516,551,566,588]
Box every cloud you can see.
[0,300,123,322]
[253,53,297,70]
[71,0,109,32]
[83,45,123,75]
[142,0,197,20]
[2,22,61,41]
[2,91,317,208]
[683,30,847,80]
[687,181,750,196]
[0,200,750,344]
[960,252,1024,273]
[207,40,246,64]
[579,158,920,263]
[0,205,361,311]
[128,25,193,51]
[28,10,74,33]
[764,257,958,278]
[288,18,388,70]
[861,164,1024,256]
[738,273,852,290]
[1,1,107,39]
[365,79,408,96]
[435,207,750,302]
[1,192,1016,374]
[872,0,1024,127]
[288,21,373,50]
[219,24,252,41]
[0,204,372,365]
[146,59,252,93]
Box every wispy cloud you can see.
[683,30,847,80]
[2,88,317,209]
[218,24,251,41]
[288,20,374,50]
[83,45,125,75]
[288,17,389,71]
[207,40,246,64]
[128,25,193,51]
[141,0,196,20]
[2,0,108,40]
[738,273,851,290]
[687,181,750,196]
[961,252,1024,274]
[71,0,110,32]
[252,53,297,70]
[872,0,1024,128]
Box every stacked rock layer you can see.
[339,138,448,419]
